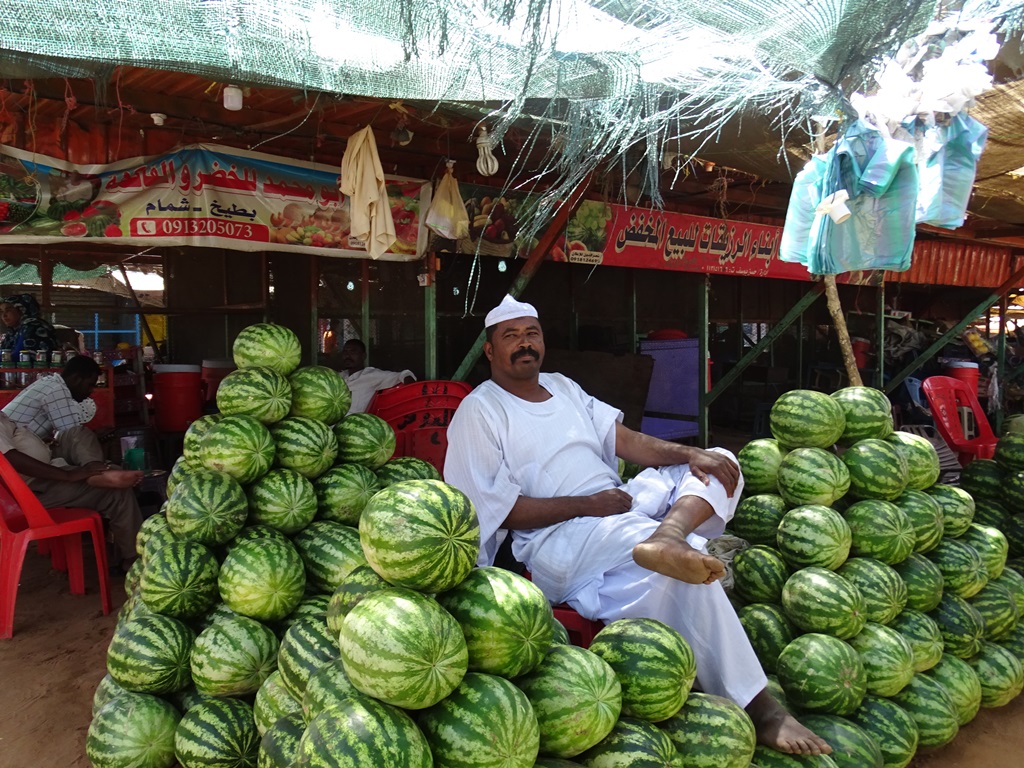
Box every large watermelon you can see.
[375,455,442,485]
[139,540,219,619]
[314,464,380,524]
[247,468,318,534]
[885,431,940,491]
[996,432,1024,472]
[776,448,850,507]
[359,479,479,592]
[841,500,915,565]
[326,564,391,634]
[926,484,976,538]
[271,416,338,478]
[658,692,756,768]
[959,458,1004,501]
[189,614,278,697]
[890,674,959,748]
[892,552,944,613]
[86,692,180,768]
[435,566,554,678]
[233,323,301,376]
[338,588,468,709]
[288,365,351,423]
[258,713,304,768]
[733,545,790,604]
[91,674,127,718]
[966,640,1024,707]
[846,622,915,697]
[731,494,788,546]
[107,614,194,695]
[835,557,907,625]
[333,412,397,469]
[418,672,540,768]
[164,469,248,547]
[750,746,839,767]
[891,490,944,554]
[301,659,358,722]
[218,535,306,621]
[738,603,797,675]
[736,438,786,495]
[929,592,986,659]
[781,567,866,639]
[926,538,988,599]
[253,670,301,736]
[182,414,224,463]
[769,389,845,449]
[831,386,893,443]
[197,414,275,484]
[173,698,259,768]
[993,566,1024,615]
[923,653,982,726]
[776,504,851,571]
[958,522,1009,580]
[292,520,365,593]
[848,696,919,768]
[216,367,292,425]
[796,714,883,768]
[974,498,1010,529]
[841,438,908,501]
[888,609,943,672]
[578,717,682,767]
[776,633,867,715]
[515,643,622,758]
[276,617,339,699]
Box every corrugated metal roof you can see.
[886,240,1022,288]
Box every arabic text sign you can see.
[0,144,428,260]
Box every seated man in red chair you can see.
[444,295,830,757]
[338,338,416,415]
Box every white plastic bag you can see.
[425,164,470,240]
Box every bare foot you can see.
[632,535,725,585]
[87,470,144,489]
[746,689,831,755]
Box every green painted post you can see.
[876,282,886,388]
[997,296,1007,434]
[698,275,710,447]
[424,256,437,380]
[360,260,371,366]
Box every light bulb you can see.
[223,85,243,111]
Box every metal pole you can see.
[424,255,437,379]
[698,275,710,446]
[310,254,320,366]
[361,260,371,366]
[876,282,886,388]
[997,295,1008,435]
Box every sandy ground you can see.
[1,551,1022,768]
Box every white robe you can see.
[444,372,766,706]
[342,367,415,415]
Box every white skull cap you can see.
[484,294,538,328]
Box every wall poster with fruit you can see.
[427,183,543,258]
[0,144,429,260]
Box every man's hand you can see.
[584,488,633,517]
[687,449,741,497]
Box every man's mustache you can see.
[511,347,539,363]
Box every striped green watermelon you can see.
[338,587,468,709]
[282,593,330,627]
[996,432,1024,471]
[973,498,1010,529]
[923,653,982,726]
[890,674,959,748]
[140,523,180,568]
[926,538,988,599]
[842,439,908,501]
[1007,517,1024,558]
[219,535,306,621]
[257,712,304,768]
[165,457,194,501]
[994,566,1024,615]
[107,614,194,694]
[326,563,391,634]
[848,695,918,768]
[750,746,840,767]
[183,414,224,464]
[313,464,380,525]
[418,672,540,768]
[515,643,622,758]
[733,545,790,604]
[270,416,338,478]
[999,622,1024,664]
[247,468,318,534]
[776,633,867,715]
[578,717,681,767]
[836,557,907,625]
[292,520,365,593]
[776,448,851,507]
[781,567,866,639]
[930,592,986,659]
[549,617,571,648]
[967,640,1024,707]
[296,695,431,768]
[658,692,756,768]
[192,603,239,635]
[174,698,259,768]
[217,367,293,425]
[190,614,279,697]
[960,458,1004,501]
[233,323,301,376]
[226,523,289,550]
[970,584,1022,654]
[587,618,695,723]
[770,389,846,449]
[884,431,940,491]
[892,553,944,613]
[333,412,396,469]
[165,468,248,547]
[139,540,219,619]
[732,494,788,546]
[301,658,358,721]
[776,504,852,571]
[738,603,796,675]
[288,365,351,424]
[959,523,1009,580]
[167,686,214,715]
[1002,469,1024,510]
[435,566,554,678]
[87,692,180,768]
[375,455,442,485]
[276,616,339,699]
[926,484,976,538]
[533,761,586,768]
[737,438,786,495]
[92,673,127,717]
[847,622,914,697]
[136,513,171,559]
[888,609,943,672]
[832,386,894,444]
[797,714,883,768]
[892,490,944,554]
[359,479,479,592]
[198,414,275,484]
[841,500,915,565]
[253,670,302,736]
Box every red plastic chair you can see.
[921,375,998,466]
[0,452,112,639]
[521,570,605,649]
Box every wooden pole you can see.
[825,275,863,387]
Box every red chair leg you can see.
[63,533,85,595]
[87,524,112,615]
[0,534,31,639]
[49,538,69,572]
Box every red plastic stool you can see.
[552,605,605,649]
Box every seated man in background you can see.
[339,338,416,415]
[444,295,830,757]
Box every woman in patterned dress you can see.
[0,293,58,357]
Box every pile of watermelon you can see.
[733,386,1024,768]
[86,323,763,768]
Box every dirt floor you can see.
[1,551,1022,768]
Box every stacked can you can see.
[17,351,33,388]
[0,350,12,388]
[93,351,107,388]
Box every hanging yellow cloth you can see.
[340,126,396,259]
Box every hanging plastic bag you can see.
[425,162,470,240]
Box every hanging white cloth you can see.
[340,126,396,259]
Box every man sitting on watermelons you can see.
[444,295,831,757]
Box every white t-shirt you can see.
[342,367,415,415]
[443,372,622,567]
